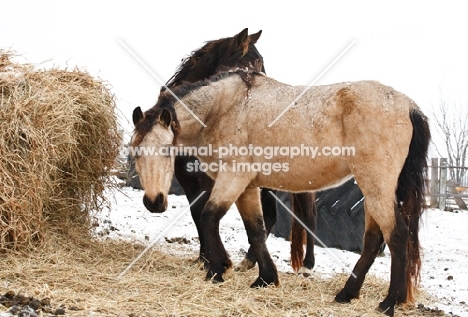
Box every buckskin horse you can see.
[135,28,316,274]
[131,68,430,316]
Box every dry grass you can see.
[0,51,120,249]
[0,237,446,317]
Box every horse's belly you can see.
[249,157,352,192]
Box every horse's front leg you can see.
[174,156,213,266]
[236,187,279,287]
[237,188,277,271]
[200,173,251,283]
[200,200,233,282]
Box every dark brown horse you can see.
[135,28,316,274]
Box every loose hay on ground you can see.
[0,238,448,317]
[0,51,120,249]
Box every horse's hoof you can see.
[377,299,395,316]
[250,275,279,288]
[298,266,313,277]
[205,271,224,283]
[234,258,255,272]
[250,278,270,288]
[377,304,394,316]
[334,290,354,303]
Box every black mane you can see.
[162,28,264,91]
[134,28,264,146]
[163,40,225,90]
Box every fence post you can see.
[439,158,448,210]
[430,158,439,207]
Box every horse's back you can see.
[244,76,417,192]
[241,77,416,148]
[251,76,418,115]
[180,74,418,193]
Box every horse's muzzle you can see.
[143,193,167,213]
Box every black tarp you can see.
[272,178,367,253]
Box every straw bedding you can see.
[0,51,120,250]
[0,236,447,316]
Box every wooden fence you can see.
[428,158,468,210]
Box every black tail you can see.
[396,108,431,301]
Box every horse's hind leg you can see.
[237,188,277,271]
[377,204,409,316]
[303,203,317,273]
[236,187,279,287]
[336,193,408,316]
[335,207,384,302]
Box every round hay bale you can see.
[0,51,120,250]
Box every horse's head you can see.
[214,28,264,73]
[163,28,264,90]
[131,106,178,213]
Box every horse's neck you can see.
[175,107,205,146]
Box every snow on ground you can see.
[96,186,468,317]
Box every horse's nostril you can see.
[156,193,164,204]
[142,194,151,207]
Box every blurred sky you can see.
[2,0,467,154]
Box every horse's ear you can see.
[158,108,172,128]
[249,30,262,44]
[233,28,249,48]
[133,107,144,126]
